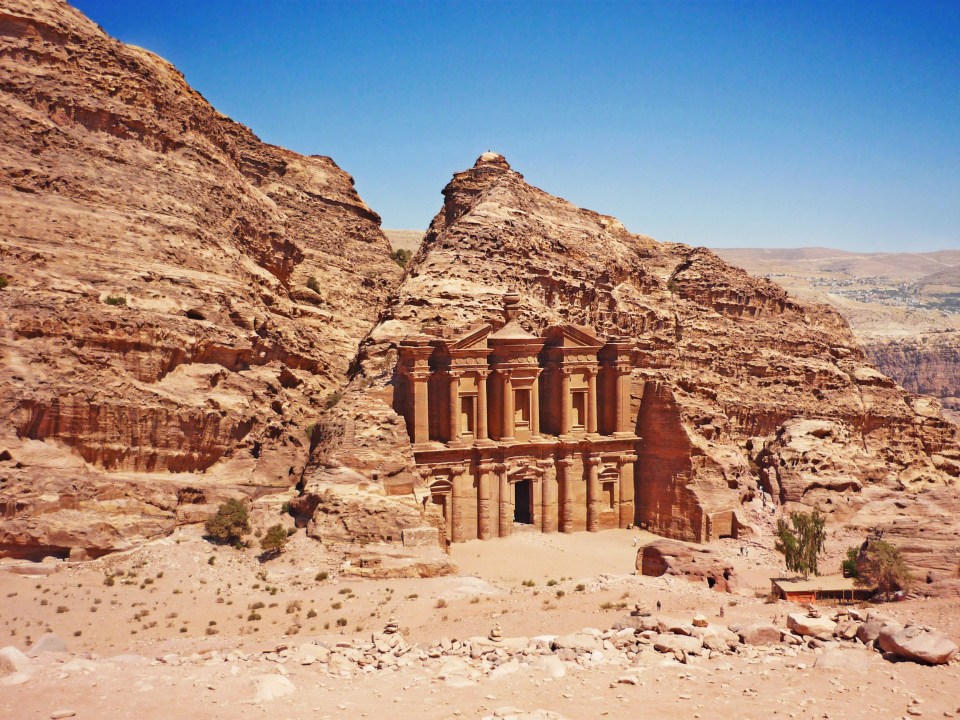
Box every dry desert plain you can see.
[2,516,959,720]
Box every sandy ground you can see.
[1,527,958,720]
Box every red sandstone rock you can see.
[0,0,399,557]
[637,539,737,592]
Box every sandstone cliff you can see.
[864,332,960,424]
[328,153,959,586]
[0,0,400,557]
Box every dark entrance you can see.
[514,480,532,524]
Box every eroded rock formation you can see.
[325,152,959,585]
[0,0,399,557]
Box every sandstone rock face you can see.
[865,332,960,423]
[0,0,399,556]
[877,623,959,665]
[329,151,959,585]
[637,539,737,592]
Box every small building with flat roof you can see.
[771,575,873,604]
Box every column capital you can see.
[559,367,574,377]
[556,457,575,469]
[619,453,638,464]
[448,369,463,379]
[583,366,599,378]
[586,456,603,467]
[477,462,497,473]
[497,368,514,379]
[493,462,509,474]
[535,459,554,470]
[409,370,431,381]
[417,466,434,479]
[475,369,491,379]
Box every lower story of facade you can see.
[413,436,639,544]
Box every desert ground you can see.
[2,518,958,720]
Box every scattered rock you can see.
[26,634,67,657]
[0,646,30,674]
[251,674,296,703]
[878,624,959,665]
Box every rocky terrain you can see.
[0,0,401,557]
[712,248,960,424]
[347,153,960,589]
[1,527,959,720]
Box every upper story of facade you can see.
[394,293,635,449]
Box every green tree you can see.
[204,498,250,546]
[856,539,914,598]
[260,524,288,557]
[841,546,860,578]
[774,507,826,579]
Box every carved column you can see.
[615,364,632,435]
[538,460,555,533]
[557,457,574,533]
[477,462,495,540]
[530,371,541,438]
[618,453,637,529]
[497,463,511,537]
[560,369,572,436]
[450,466,466,543]
[476,370,489,440]
[501,371,515,440]
[586,368,598,435]
[412,371,430,445]
[448,371,461,443]
[586,456,602,532]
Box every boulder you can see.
[251,674,296,703]
[878,624,959,665]
[0,646,30,674]
[26,633,66,657]
[737,622,781,646]
[787,613,838,638]
[653,633,703,656]
[638,539,737,592]
[553,633,603,654]
[814,647,875,673]
[856,614,892,645]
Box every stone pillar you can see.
[530,372,541,438]
[450,466,466,543]
[476,370,489,441]
[501,371,515,440]
[615,364,632,435]
[557,457,574,533]
[586,368,598,435]
[448,371,461,443]
[477,463,494,540]
[618,453,637,529]
[412,371,430,445]
[560,369,572,436]
[497,464,511,537]
[586,456,602,532]
[538,460,555,533]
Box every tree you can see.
[389,249,412,268]
[260,524,288,557]
[855,539,914,598]
[841,546,860,578]
[774,507,826,579]
[204,498,250,546]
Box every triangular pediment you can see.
[449,323,491,350]
[544,324,602,349]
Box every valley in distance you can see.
[1,2,959,719]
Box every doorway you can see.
[514,480,533,524]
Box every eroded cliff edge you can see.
[0,0,400,556]
[322,153,960,591]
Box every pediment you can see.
[544,324,602,349]
[448,324,491,350]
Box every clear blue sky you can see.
[72,0,959,252]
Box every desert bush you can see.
[306,276,321,294]
[0,274,9,290]
[260,524,288,556]
[205,498,250,546]
[434,598,447,609]
[336,617,348,627]
[104,295,127,306]
[315,571,329,582]
[389,249,412,268]
[842,546,860,578]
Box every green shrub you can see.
[260,524,288,556]
[306,276,321,294]
[204,498,250,546]
[0,275,9,290]
[841,546,859,578]
[104,295,127,306]
[315,571,329,582]
[389,249,412,268]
